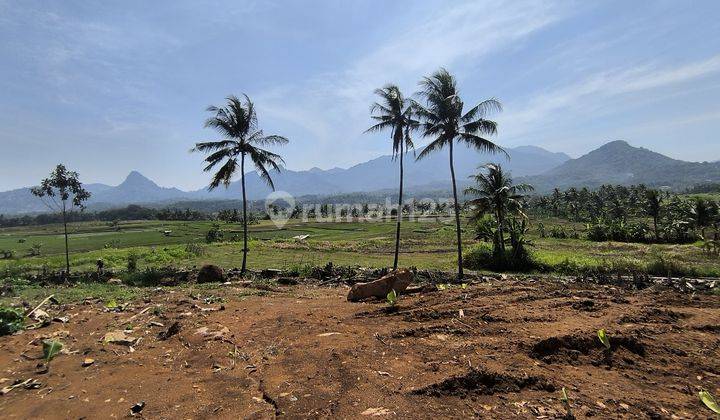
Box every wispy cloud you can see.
[501,54,720,141]
[255,0,568,168]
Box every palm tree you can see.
[645,189,663,241]
[413,68,504,279]
[465,164,533,254]
[365,85,417,270]
[192,94,288,274]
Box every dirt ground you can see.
[1,278,719,419]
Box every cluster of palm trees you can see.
[530,184,720,244]
[193,69,506,279]
[365,69,505,279]
[464,164,533,256]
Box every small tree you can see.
[31,164,91,274]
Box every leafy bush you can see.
[29,243,43,256]
[0,305,24,336]
[205,224,225,243]
[548,225,569,239]
[126,251,139,272]
[463,243,495,270]
[463,243,543,272]
[121,267,170,286]
[586,218,650,243]
[2,260,31,278]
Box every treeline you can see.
[0,205,210,228]
[686,182,720,194]
[529,184,719,243]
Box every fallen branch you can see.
[122,306,152,324]
[26,295,55,318]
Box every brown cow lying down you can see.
[347,269,413,302]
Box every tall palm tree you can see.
[645,189,663,241]
[192,94,288,274]
[365,85,417,270]
[465,164,533,254]
[413,68,504,279]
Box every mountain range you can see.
[0,144,569,214]
[520,140,720,191]
[1,140,718,215]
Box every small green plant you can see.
[560,387,573,418]
[29,243,43,256]
[386,289,398,306]
[699,390,720,416]
[42,339,63,362]
[0,305,24,336]
[127,251,139,272]
[597,329,611,350]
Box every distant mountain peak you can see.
[604,139,630,146]
[594,139,633,151]
[521,140,719,192]
[121,171,157,187]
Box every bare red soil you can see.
[1,278,719,419]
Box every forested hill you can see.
[521,140,720,192]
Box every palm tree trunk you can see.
[449,141,463,280]
[241,153,248,274]
[393,142,403,270]
[497,208,505,253]
[62,200,70,275]
[653,215,659,242]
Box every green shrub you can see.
[121,268,168,286]
[463,243,543,273]
[463,243,495,270]
[29,243,43,256]
[126,251,139,272]
[206,224,224,243]
[2,260,31,278]
[0,305,24,336]
[586,218,650,243]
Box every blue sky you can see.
[1,0,719,190]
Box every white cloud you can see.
[500,54,720,141]
[255,0,567,169]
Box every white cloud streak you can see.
[500,54,720,141]
[254,0,567,169]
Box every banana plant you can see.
[597,329,611,350]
